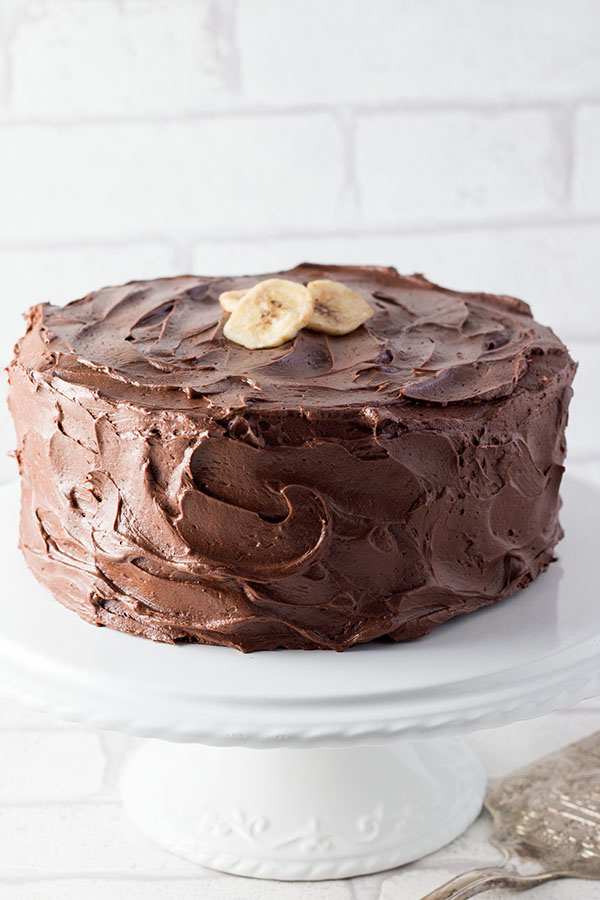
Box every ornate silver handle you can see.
[419,866,560,900]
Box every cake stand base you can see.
[121,737,486,881]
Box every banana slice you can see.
[223,279,314,349]
[219,288,247,313]
[306,279,373,335]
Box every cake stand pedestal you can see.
[121,737,485,880]
[0,476,599,881]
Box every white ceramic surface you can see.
[0,476,598,748]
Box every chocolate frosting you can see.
[8,264,576,651]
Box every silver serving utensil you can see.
[420,730,600,899]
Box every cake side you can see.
[7,266,577,651]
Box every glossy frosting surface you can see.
[8,265,576,651]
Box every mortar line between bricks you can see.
[0,798,119,808]
[206,0,242,99]
[560,702,600,712]
[549,105,574,212]
[1,97,600,127]
[0,724,101,733]
[183,214,600,238]
[0,715,103,731]
[0,798,122,808]
[348,879,373,900]
[2,215,600,253]
[333,105,360,218]
[0,107,343,129]
[0,872,227,884]
[352,96,600,116]
[0,237,181,252]
[561,105,577,208]
[226,0,243,97]
[0,0,19,114]
[0,23,8,111]
[169,240,195,273]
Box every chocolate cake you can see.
[8,264,576,651]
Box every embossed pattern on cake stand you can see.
[0,476,599,880]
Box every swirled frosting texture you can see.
[8,264,576,650]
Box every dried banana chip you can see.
[219,288,247,313]
[307,280,373,335]
[223,279,314,349]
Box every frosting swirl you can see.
[8,264,576,651]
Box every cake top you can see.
[20,263,569,411]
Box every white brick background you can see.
[0,1,599,897]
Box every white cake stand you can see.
[0,476,599,881]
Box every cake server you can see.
[420,730,600,899]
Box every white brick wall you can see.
[0,2,599,896]
[356,109,565,224]
[237,0,600,104]
[0,115,346,243]
[0,731,105,802]
[0,802,201,874]
[10,0,238,118]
